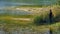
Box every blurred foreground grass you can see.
[0,16,60,34]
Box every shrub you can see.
[33,10,50,25]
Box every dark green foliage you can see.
[33,10,55,25]
[33,15,49,25]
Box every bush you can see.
[33,11,50,25]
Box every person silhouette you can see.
[49,9,53,23]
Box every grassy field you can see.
[0,5,60,34]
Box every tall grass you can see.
[52,6,60,22]
[33,6,60,25]
[33,10,51,25]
